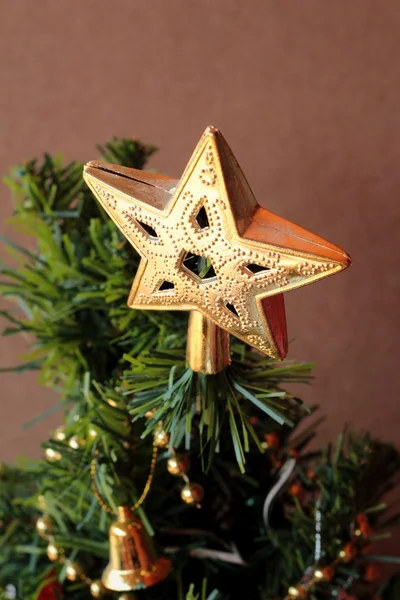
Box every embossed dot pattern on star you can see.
[84,127,350,359]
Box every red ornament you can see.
[249,416,259,425]
[356,513,372,537]
[306,470,318,483]
[359,520,373,538]
[356,513,369,526]
[289,448,300,461]
[361,539,373,553]
[320,566,335,582]
[288,483,304,501]
[272,456,283,470]
[264,432,280,449]
[364,563,381,582]
[36,570,62,600]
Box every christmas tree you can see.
[0,130,399,600]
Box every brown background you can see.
[0,0,399,465]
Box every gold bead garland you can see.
[89,580,107,598]
[144,414,204,508]
[36,515,53,538]
[53,426,67,442]
[69,434,85,450]
[35,512,98,595]
[45,423,101,463]
[154,424,170,448]
[45,425,85,463]
[166,447,204,508]
[46,542,60,561]
[65,561,84,582]
[181,482,204,505]
[88,427,98,440]
[285,514,372,600]
[44,448,62,462]
[90,442,158,515]
[167,453,190,477]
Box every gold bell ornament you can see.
[102,505,172,592]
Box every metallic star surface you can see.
[84,126,350,359]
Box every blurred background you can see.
[0,0,399,463]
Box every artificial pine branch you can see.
[125,348,313,471]
[0,141,186,391]
[0,138,399,600]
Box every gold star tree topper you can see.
[84,127,350,369]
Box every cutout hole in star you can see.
[158,280,175,291]
[246,263,271,274]
[225,303,239,318]
[182,252,216,280]
[195,205,210,229]
[137,220,158,239]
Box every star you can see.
[83,126,350,359]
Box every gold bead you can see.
[36,515,53,538]
[37,494,47,510]
[65,561,82,582]
[118,595,138,600]
[167,454,190,476]
[181,482,204,505]
[338,542,357,563]
[69,435,84,450]
[313,569,324,580]
[45,448,62,462]
[154,428,169,449]
[46,543,60,561]
[88,427,98,440]
[288,586,307,599]
[90,579,106,598]
[145,409,156,418]
[107,398,118,407]
[53,426,66,442]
